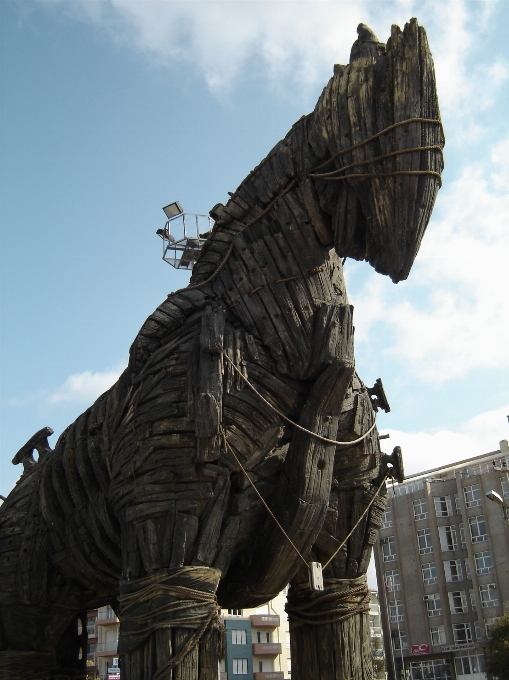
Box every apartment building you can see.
[220,588,290,680]
[374,439,509,680]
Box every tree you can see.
[485,616,509,680]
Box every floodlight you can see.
[486,490,504,505]
[162,201,184,219]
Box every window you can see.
[228,609,243,616]
[448,591,468,614]
[468,515,487,543]
[469,589,477,613]
[474,620,481,641]
[452,623,472,645]
[86,643,95,662]
[464,484,482,508]
[389,600,404,622]
[385,570,400,592]
[444,559,462,582]
[232,659,248,674]
[459,523,466,548]
[422,562,438,585]
[485,618,498,635]
[434,496,453,517]
[455,654,486,675]
[231,629,247,645]
[474,550,493,575]
[382,536,397,562]
[479,583,498,608]
[257,631,270,643]
[501,476,509,499]
[86,616,96,635]
[438,525,458,551]
[417,528,433,554]
[391,630,407,650]
[454,493,461,514]
[430,625,446,646]
[453,623,472,644]
[381,506,393,528]
[424,593,442,617]
[409,659,451,680]
[464,558,472,580]
[259,662,264,672]
[413,498,428,520]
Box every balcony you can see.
[252,643,282,656]
[253,673,284,680]
[96,640,118,656]
[250,615,280,628]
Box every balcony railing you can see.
[250,615,280,628]
[96,641,118,653]
[97,607,117,621]
[252,643,282,656]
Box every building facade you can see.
[220,588,290,680]
[374,439,509,680]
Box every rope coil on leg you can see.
[285,575,371,629]
[118,566,225,679]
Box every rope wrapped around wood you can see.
[0,651,53,680]
[285,575,370,630]
[118,566,224,676]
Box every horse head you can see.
[308,17,444,283]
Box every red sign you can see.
[411,644,429,655]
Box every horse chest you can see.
[215,232,348,379]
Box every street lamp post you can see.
[486,460,509,525]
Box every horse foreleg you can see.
[287,383,386,680]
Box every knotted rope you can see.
[186,117,443,291]
[0,651,53,680]
[118,566,224,679]
[286,575,371,629]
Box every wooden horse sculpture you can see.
[0,18,443,680]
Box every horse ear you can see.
[350,23,385,61]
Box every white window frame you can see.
[413,498,428,521]
[385,570,400,592]
[479,583,498,609]
[424,593,442,617]
[391,630,407,650]
[381,506,393,529]
[421,562,438,585]
[464,484,482,508]
[232,658,249,674]
[469,589,477,613]
[459,523,466,548]
[417,528,433,554]
[474,550,493,575]
[448,591,468,614]
[430,625,446,646]
[231,629,247,645]
[434,495,453,517]
[444,559,463,582]
[389,599,404,623]
[474,620,481,641]
[438,525,458,551]
[468,515,487,543]
[455,654,485,675]
[453,622,472,644]
[382,536,397,562]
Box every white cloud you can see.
[37,0,507,120]
[49,366,123,404]
[380,403,509,476]
[352,134,509,384]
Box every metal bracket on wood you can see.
[367,378,391,413]
[12,426,54,472]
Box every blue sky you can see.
[1,0,509,505]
